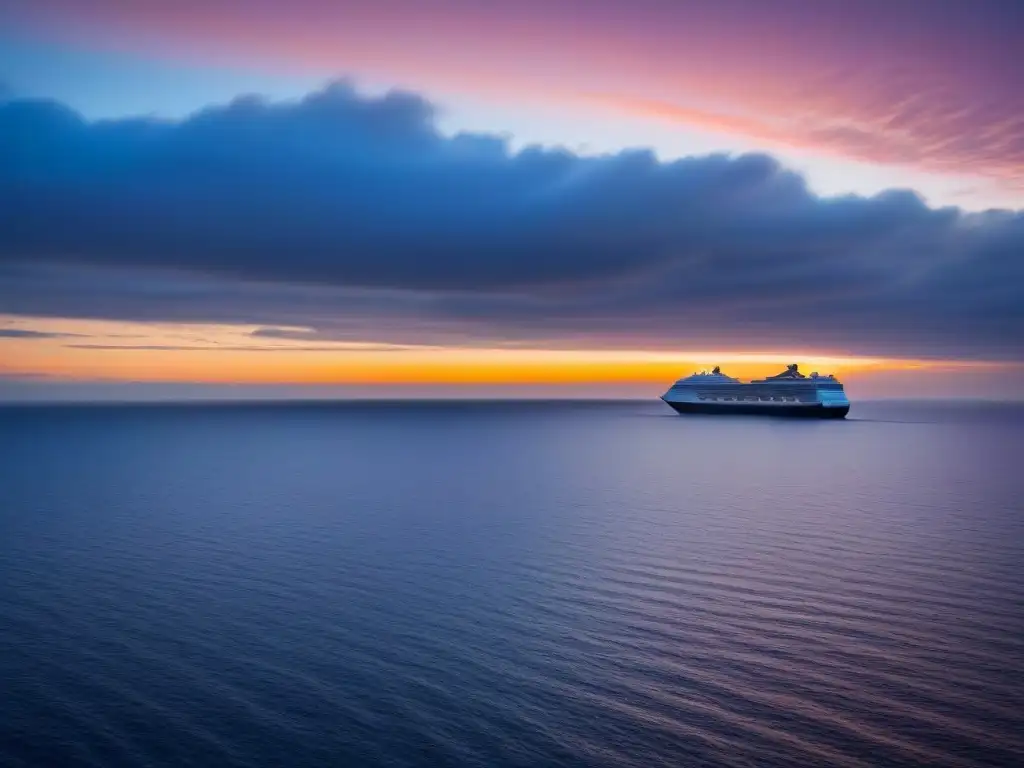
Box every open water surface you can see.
[1,400,1022,767]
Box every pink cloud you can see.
[2,0,1021,192]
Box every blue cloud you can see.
[0,328,80,339]
[0,81,1022,358]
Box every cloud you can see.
[2,0,1021,190]
[0,82,1022,360]
[64,343,421,352]
[591,94,1024,191]
[250,327,324,341]
[0,328,81,339]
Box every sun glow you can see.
[0,317,1002,391]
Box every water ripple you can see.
[2,401,1022,767]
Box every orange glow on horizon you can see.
[2,319,1016,399]
[0,348,1003,391]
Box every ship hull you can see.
[663,399,848,419]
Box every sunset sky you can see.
[1,0,1022,399]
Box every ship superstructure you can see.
[661,364,850,418]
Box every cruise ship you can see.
[661,364,850,418]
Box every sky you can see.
[0,0,1022,400]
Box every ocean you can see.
[1,400,1022,767]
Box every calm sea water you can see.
[1,400,1022,768]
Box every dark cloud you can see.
[0,82,1022,359]
[0,328,81,339]
[65,343,418,352]
[250,327,321,341]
